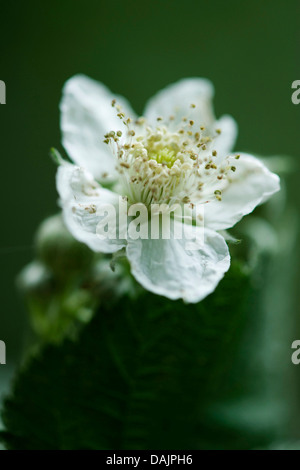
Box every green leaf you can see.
[0,262,271,450]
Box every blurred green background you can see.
[0,0,299,412]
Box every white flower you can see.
[56,75,280,303]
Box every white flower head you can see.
[56,75,280,303]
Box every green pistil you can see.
[148,147,177,168]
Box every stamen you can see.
[104,99,236,209]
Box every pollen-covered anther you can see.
[105,131,115,139]
[120,162,130,169]
[214,189,222,201]
[85,204,97,214]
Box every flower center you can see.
[103,100,239,210]
[148,147,177,168]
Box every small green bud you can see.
[36,214,93,276]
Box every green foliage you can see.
[17,215,137,343]
[0,262,271,450]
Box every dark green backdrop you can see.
[0,0,299,380]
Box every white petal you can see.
[60,74,136,182]
[144,78,215,129]
[213,114,238,155]
[126,223,230,303]
[204,153,280,231]
[56,163,127,253]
